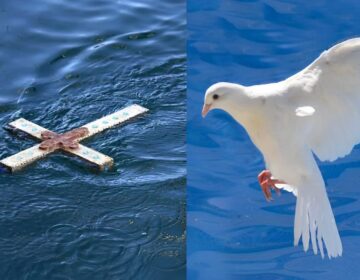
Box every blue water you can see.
[0,1,185,279]
[188,1,360,279]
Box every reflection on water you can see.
[0,0,185,279]
[188,0,360,279]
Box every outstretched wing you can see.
[285,38,360,161]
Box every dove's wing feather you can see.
[292,152,342,258]
[284,38,360,161]
[270,147,342,258]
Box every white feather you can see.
[285,38,360,161]
[295,106,315,117]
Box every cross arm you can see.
[0,144,53,172]
[80,104,149,139]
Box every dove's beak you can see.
[202,104,211,118]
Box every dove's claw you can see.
[258,170,284,201]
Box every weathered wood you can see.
[0,104,148,172]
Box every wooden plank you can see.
[81,104,149,138]
[8,118,50,139]
[63,145,114,170]
[9,105,148,141]
[0,119,53,171]
[0,144,52,172]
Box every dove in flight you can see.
[201,38,360,258]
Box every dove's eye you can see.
[213,94,219,100]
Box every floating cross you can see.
[0,104,148,172]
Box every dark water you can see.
[0,1,185,279]
[188,0,360,279]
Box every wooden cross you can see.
[0,104,148,172]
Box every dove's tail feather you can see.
[294,184,342,258]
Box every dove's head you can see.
[202,82,248,118]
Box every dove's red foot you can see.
[257,170,285,201]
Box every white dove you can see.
[201,38,360,258]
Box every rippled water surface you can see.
[188,0,360,279]
[0,0,185,279]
